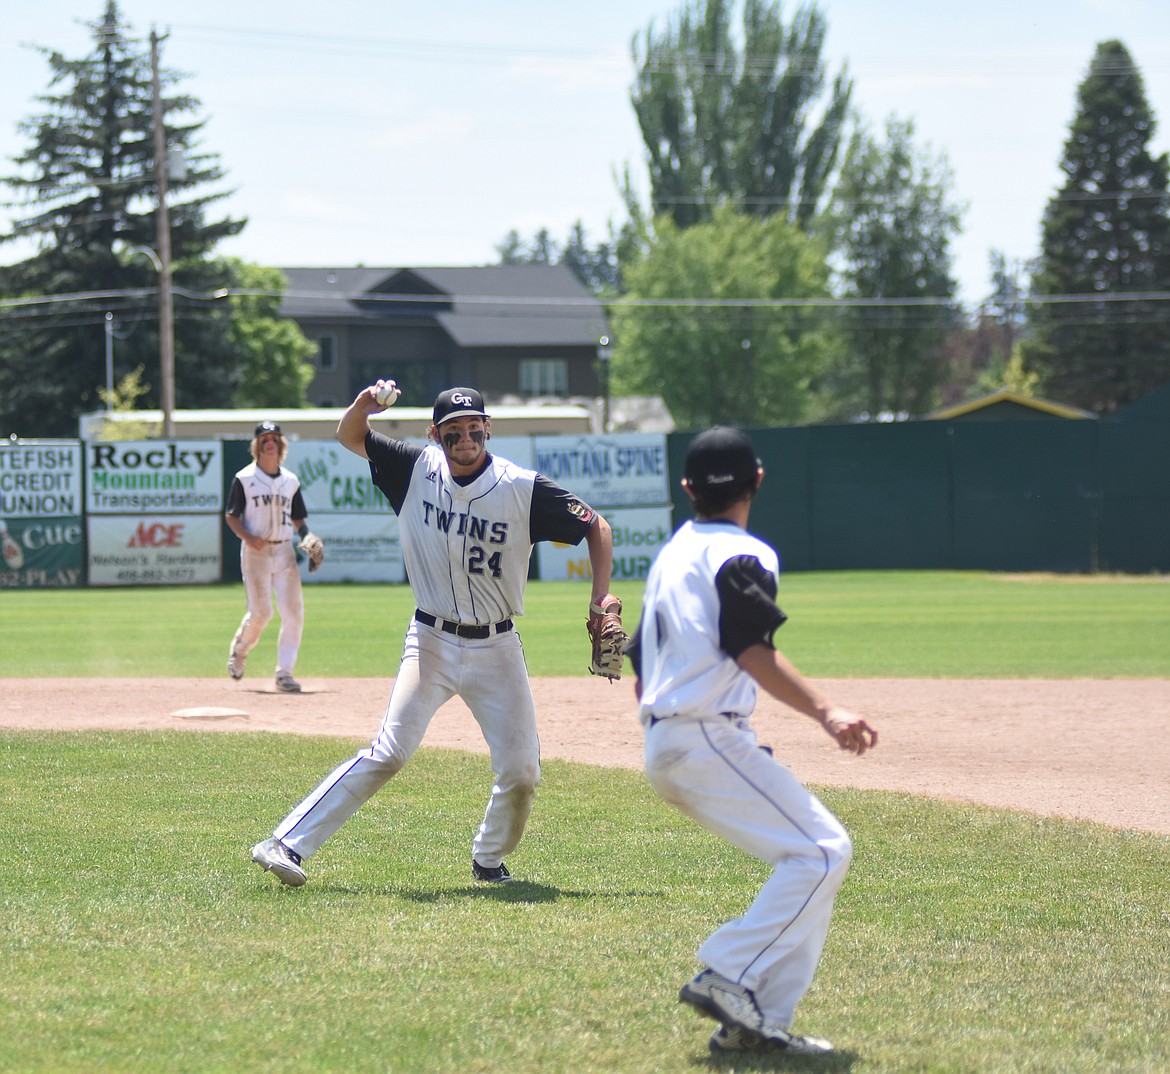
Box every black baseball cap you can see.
[255,420,282,437]
[684,426,761,491]
[433,387,488,427]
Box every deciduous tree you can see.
[221,261,315,408]
[611,205,837,427]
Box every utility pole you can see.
[150,29,176,439]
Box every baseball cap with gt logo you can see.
[433,387,488,426]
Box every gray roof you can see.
[278,264,608,347]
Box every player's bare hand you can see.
[368,379,401,410]
[824,707,878,756]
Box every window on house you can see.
[316,335,337,371]
[519,358,567,397]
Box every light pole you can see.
[104,313,114,411]
[596,334,613,433]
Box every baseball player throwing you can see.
[626,426,877,1056]
[252,382,619,886]
[224,420,323,693]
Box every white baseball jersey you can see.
[365,432,595,622]
[226,463,307,539]
[630,518,786,721]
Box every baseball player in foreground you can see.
[224,420,324,693]
[252,382,621,886]
[625,426,878,1056]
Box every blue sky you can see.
[2,0,1169,307]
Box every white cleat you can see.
[679,968,765,1034]
[251,838,306,887]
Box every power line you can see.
[4,285,1170,315]
[161,22,1165,83]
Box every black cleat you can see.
[472,859,514,883]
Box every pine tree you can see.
[1025,40,1170,414]
[0,1,245,437]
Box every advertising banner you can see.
[483,436,534,469]
[0,441,83,518]
[0,441,85,588]
[532,433,669,508]
[537,505,673,583]
[298,513,404,584]
[86,440,224,514]
[87,514,222,586]
[287,440,395,515]
[0,516,85,588]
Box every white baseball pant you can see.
[644,715,852,1029]
[232,542,304,677]
[275,618,540,866]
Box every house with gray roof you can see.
[278,264,611,412]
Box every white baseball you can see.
[374,381,401,407]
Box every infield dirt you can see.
[4,676,1168,836]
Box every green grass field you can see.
[3,570,1168,678]
[2,732,1167,1074]
[2,572,1167,1073]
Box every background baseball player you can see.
[224,420,324,693]
[626,426,878,1056]
[252,381,620,886]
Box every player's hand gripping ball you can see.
[586,594,627,681]
[298,532,325,573]
[374,380,401,407]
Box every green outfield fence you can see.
[668,418,1170,573]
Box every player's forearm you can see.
[225,514,260,549]
[738,644,878,753]
[584,514,614,601]
[225,514,248,542]
[336,389,375,458]
[737,644,833,723]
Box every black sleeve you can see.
[529,473,596,545]
[715,555,788,659]
[225,477,245,517]
[291,489,308,524]
[365,430,425,514]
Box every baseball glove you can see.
[586,594,627,682]
[298,532,324,573]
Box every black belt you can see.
[415,609,514,640]
[266,539,288,544]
